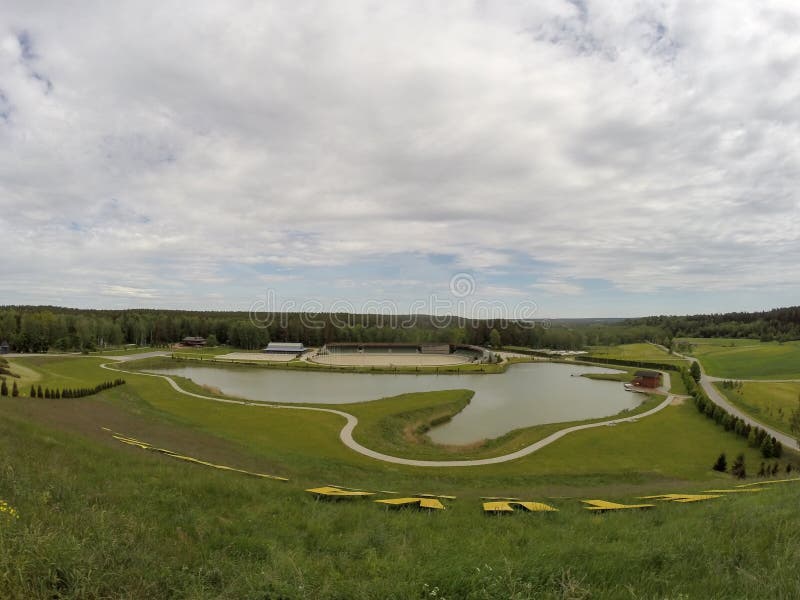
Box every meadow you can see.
[1,354,799,598]
[585,343,689,364]
[682,339,800,379]
[717,381,800,438]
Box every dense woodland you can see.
[625,306,800,342]
[0,305,797,353]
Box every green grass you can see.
[6,357,116,391]
[3,355,800,597]
[717,381,800,438]
[585,343,688,364]
[684,339,800,379]
[2,408,800,598]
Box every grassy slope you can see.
[717,381,800,438]
[687,340,800,379]
[585,343,689,364]
[2,411,800,599]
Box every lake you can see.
[149,362,641,444]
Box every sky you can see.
[1,1,799,319]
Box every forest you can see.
[0,305,796,353]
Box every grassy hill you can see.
[1,354,799,598]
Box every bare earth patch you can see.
[311,353,470,367]
[216,352,296,362]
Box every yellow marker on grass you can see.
[582,500,654,512]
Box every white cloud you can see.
[1,1,799,314]
[530,280,584,296]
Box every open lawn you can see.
[585,343,688,364]
[716,381,800,438]
[684,339,800,379]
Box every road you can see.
[648,343,798,449]
[99,361,676,468]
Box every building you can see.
[0,340,9,354]
[263,342,307,355]
[182,336,206,347]
[632,370,661,388]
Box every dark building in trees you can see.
[632,369,662,388]
[0,341,9,354]
[181,336,206,347]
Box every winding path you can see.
[99,360,676,468]
[649,343,798,449]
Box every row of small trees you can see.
[683,369,784,459]
[26,379,126,399]
[0,379,19,397]
[713,453,747,478]
[713,453,793,478]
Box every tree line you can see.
[23,379,127,399]
[1,304,797,354]
[625,305,800,342]
[0,306,619,352]
[682,369,784,459]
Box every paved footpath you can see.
[100,361,676,468]
[649,343,798,449]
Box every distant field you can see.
[716,381,800,437]
[586,343,688,364]
[682,339,800,379]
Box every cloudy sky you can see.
[2,1,799,318]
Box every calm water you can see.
[149,362,640,444]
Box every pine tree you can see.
[11,381,18,397]
[0,379,7,396]
[757,462,766,477]
[773,439,783,459]
[731,454,747,479]
[760,435,775,459]
[37,385,43,398]
[690,361,701,382]
[30,385,35,397]
[747,427,758,448]
[712,453,727,472]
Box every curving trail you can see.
[648,342,798,448]
[100,361,675,468]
